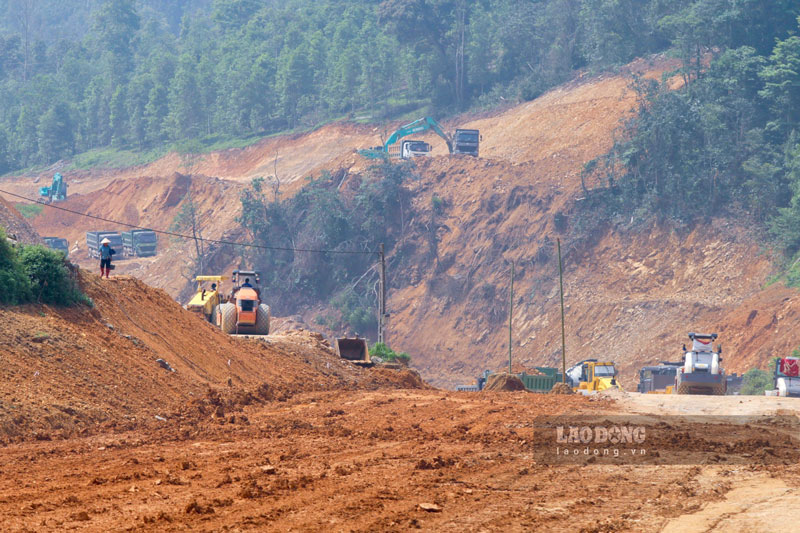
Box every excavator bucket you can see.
[335,338,371,366]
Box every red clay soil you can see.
[0,196,41,244]
[0,388,799,532]
[0,271,424,445]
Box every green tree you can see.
[0,227,31,305]
[92,0,140,86]
[740,368,772,395]
[37,102,74,163]
[166,53,203,140]
[18,245,83,305]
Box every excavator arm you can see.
[358,117,453,159]
[384,117,453,154]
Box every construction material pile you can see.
[550,382,574,394]
[483,373,526,392]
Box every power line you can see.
[0,188,377,255]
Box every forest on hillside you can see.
[2,0,797,176]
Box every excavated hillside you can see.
[0,270,424,444]
[29,173,245,297]
[0,196,42,245]
[3,55,798,388]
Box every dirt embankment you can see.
[0,271,424,444]
[0,196,41,244]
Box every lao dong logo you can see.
[556,425,646,445]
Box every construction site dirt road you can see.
[0,389,798,532]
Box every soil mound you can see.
[0,271,428,444]
[550,382,574,394]
[369,367,430,390]
[0,196,41,244]
[483,373,526,392]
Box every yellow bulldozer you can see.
[566,359,622,393]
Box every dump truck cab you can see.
[186,275,226,323]
[401,140,432,159]
[674,332,726,395]
[637,362,683,393]
[770,357,800,397]
[452,129,480,156]
[567,359,621,392]
[43,237,69,257]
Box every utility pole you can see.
[508,260,515,374]
[378,243,386,345]
[558,239,566,383]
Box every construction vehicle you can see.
[216,270,270,335]
[566,359,622,393]
[401,140,432,159]
[185,276,227,323]
[121,229,157,258]
[673,332,726,395]
[766,357,800,397]
[335,337,372,366]
[86,231,122,259]
[38,173,67,203]
[457,367,564,392]
[359,117,481,159]
[42,237,69,257]
[637,362,683,393]
[452,129,481,156]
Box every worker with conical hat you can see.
[100,237,114,279]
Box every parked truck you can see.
[400,140,432,159]
[637,362,683,393]
[452,129,481,156]
[42,237,69,257]
[765,357,800,397]
[86,231,122,259]
[457,367,563,392]
[121,229,157,257]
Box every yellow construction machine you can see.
[186,275,227,323]
[566,359,622,393]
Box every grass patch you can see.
[67,146,169,171]
[15,203,43,219]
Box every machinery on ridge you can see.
[186,275,227,324]
[359,117,480,159]
[215,270,270,335]
[39,173,67,203]
[673,332,726,395]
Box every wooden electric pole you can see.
[558,239,566,383]
[508,260,514,374]
[378,243,386,345]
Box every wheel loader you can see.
[214,270,270,335]
[185,275,227,323]
[566,359,622,393]
[673,333,726,395]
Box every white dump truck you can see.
[766,357,800,397]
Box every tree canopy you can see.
[2,0,797,174]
